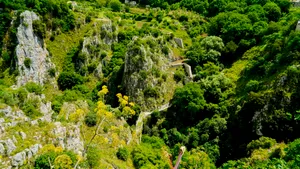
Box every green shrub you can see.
[22,98,41,118]
[144,87,159,98]
[57,72,84,91]
[174,67,186,82]
[52,100,62,113]
[33,20,46,38]
[87,145,101,168]
[245,80,260,92]
[48,68,56,77]
[88,62,97,73]
[109,0,122,12]
[247,137,276,154]
[34,151,57,169]
[85,112,97,127]
[24,58,32,68]
[25,82,43,95]
[117,147,129,161]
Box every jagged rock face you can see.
[16,11,55,87]
[11,144,41,167]
[122,36,173,110]
[52,122,84,156]
[79,18,117,77]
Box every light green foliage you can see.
[247,137,277,154]
[87,144,101,168]
[54,154,73,169]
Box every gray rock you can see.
[4,139,16,155]
[19,132,27,140]
[11,151,26,167]
[0,118,5,123]
[30,144,41,155]
[25,148,32,159]
[31,120,38,126]
[129,1,137,6]
[16,10,55,87]
[174,38,184,48]
[0,143,5,155]
[52,123,84,155]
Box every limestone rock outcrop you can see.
[16,10,55,87]
[79,18,117,77]
[52,122,84,156]
[122,36,176,110]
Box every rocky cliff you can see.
[16,11,55,87]
[123,36,176,110]
[79,18,118,77]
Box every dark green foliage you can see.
[24,58,32,68]
[85,112,97,127]
[144,87,160,98]
[173,67,186,82]
[263,2,281,22]
[34,151,57,169]
[32,20,46,38]
[57,72,84,91]
[34,150,76,169]
[25,82,43,95]
[116,147,129,161]
[48,68,56,77]
[245,80,260,92]
[52,100,62,113]
[168,83,206,126]
[110,0,122,12]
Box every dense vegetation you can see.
[1,0,300,168]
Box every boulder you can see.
[4,139,16,155]
[11,152,26,167]
[174,38,184,48]
[0,143,5,155]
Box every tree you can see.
[109,0,122,12]
[263,2,281,22]
[186,36,224,67]
[57,72,84,90]
[168,83,206,126]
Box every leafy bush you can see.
[143,87,159,98]
[22,97,41,118]
[174,67,186,82]
[87,145,101,168]
[85,112,97,127]
[33,20,46,38]
[247,137,276,153]
[54,154,73,169]
[25,82,43,94]
[110,0,122,12]
[24,58,32,68]
[48,68,56,77]
[245,80,260,92]
[116,147,129,161]
[57,72,84,91]
[34,151,57,169]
